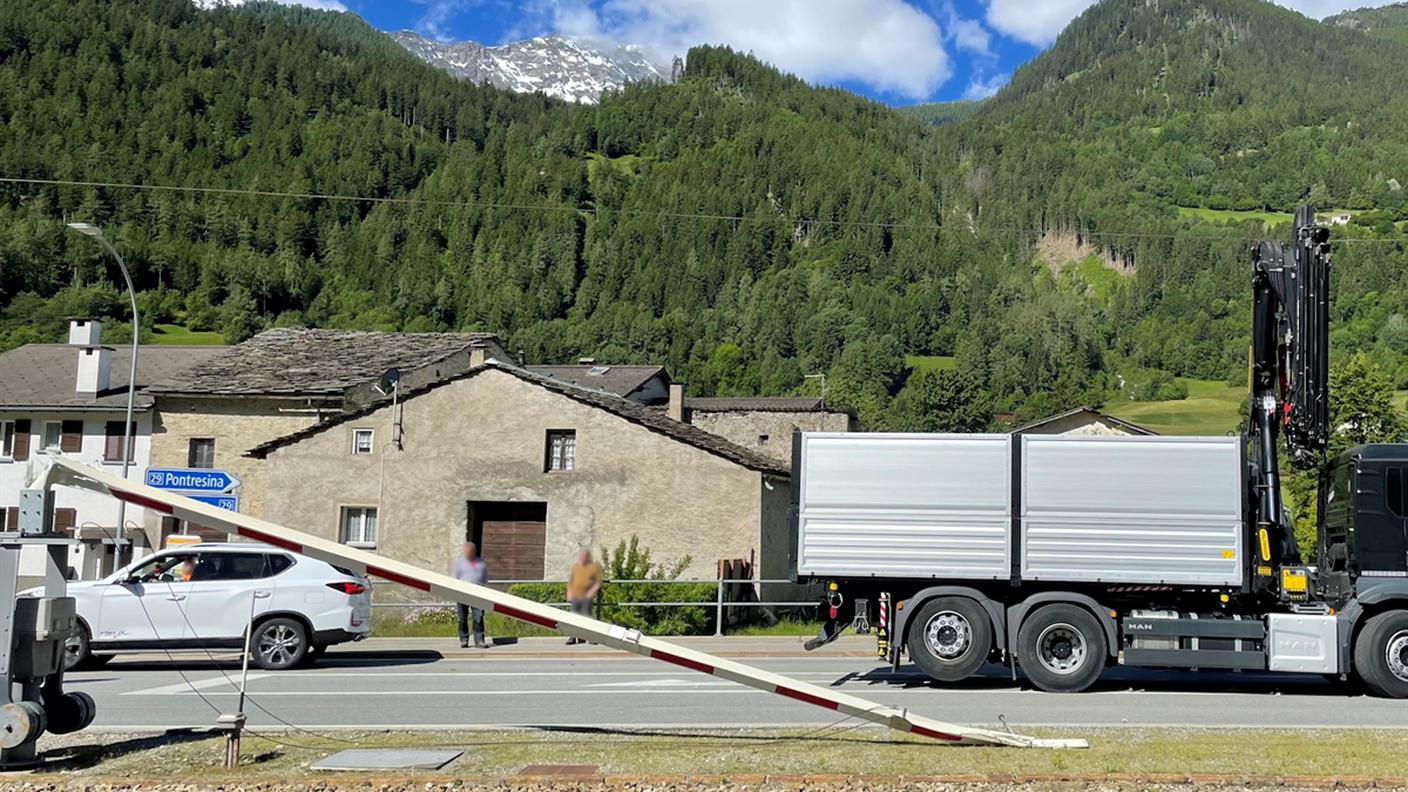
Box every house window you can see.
[758,434,770,446]
[1,421,13,459]
[188,438,215,469]
[545,430,576,471]
[103,421,136,463]
[352,428,374,455]
[42,421,62,451]
[339,507,378,548]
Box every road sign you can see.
[144,468,240,493]
[182,493,238,512]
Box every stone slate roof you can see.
[148,328,505,397]
[0,344,227,411]
[686,397,832,413]
[1007,406,1157,436]
[246,363,789,476]
[525,364,667,398]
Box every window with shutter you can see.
[60,420,83,453]
[11,420,29,461]
[103,421,135,463]
[53,508,76,535]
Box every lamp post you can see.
[68,223,137,566]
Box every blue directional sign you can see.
[183,493,239,512]
[144,468,240,493]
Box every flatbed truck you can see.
[793,207,1408,698]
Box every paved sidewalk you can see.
[329,634,879,659]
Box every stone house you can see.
[671,396,856,466]
[144,328,509,540]
[1009,406,1156,437]
[244,364,791,583]
[526,362,671,405]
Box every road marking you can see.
[144,688,774,697]
[123,674,270,696]
[585,678,734,688]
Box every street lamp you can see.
[68,222,137,565]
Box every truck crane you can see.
[793,206,1408,697]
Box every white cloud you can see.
[413,0,473,41]
[983,0,1403,47]
[935,1,993,57]
[542,0,952,101]
[963,71,1008,99]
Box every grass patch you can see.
[1177,206,1292,226]
[729,619,822,637]
[1105,378,1244,436]
[152,323,224,345]
[1070,255,1125,302]
[371,607,557,639]
[37,728,1408,780]
[905,354,956,373]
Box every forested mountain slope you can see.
[1,0,1407,431]
[1328,3,1408,45]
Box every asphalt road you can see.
[68,646,1408,731]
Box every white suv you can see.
[53,543,371,671]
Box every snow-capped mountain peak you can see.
[392,31,666,104]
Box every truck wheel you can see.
[1353,610,1408,699]
[1016,604,1106,693]
[906,597,992,683]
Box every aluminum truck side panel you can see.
[796,434,1011,579]
[1020,435,1244,586]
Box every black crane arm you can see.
[1248,205,1332,571]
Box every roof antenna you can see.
[374,368,402,449]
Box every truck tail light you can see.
[327,581,367,596]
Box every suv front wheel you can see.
[251,617,309,670]
[63,622,111,672]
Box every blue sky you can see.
[279,0,1399,106]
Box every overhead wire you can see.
[3,174,1407,245]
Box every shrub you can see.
[509,536,715,636]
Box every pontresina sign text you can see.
[144,468,241,494]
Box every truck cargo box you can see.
[793,433,1244,587]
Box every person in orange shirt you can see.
[178,559,195,582]
[565,548,602,645]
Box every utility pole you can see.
[67,223,138,567]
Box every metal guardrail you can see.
[370,577,819,636]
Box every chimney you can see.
[517,348,526,367]
[469,340,488,368]
[76,345,113,398]
[68,319,102,346]
[667,383,686,423]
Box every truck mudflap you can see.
[40,457,1086,750]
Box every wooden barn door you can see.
[470,501,547,581]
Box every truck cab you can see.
[1320,444,1408,595]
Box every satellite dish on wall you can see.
[374,367,401,396]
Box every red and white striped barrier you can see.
[42,457,1085,749]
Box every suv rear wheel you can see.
[252,617,309,670]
